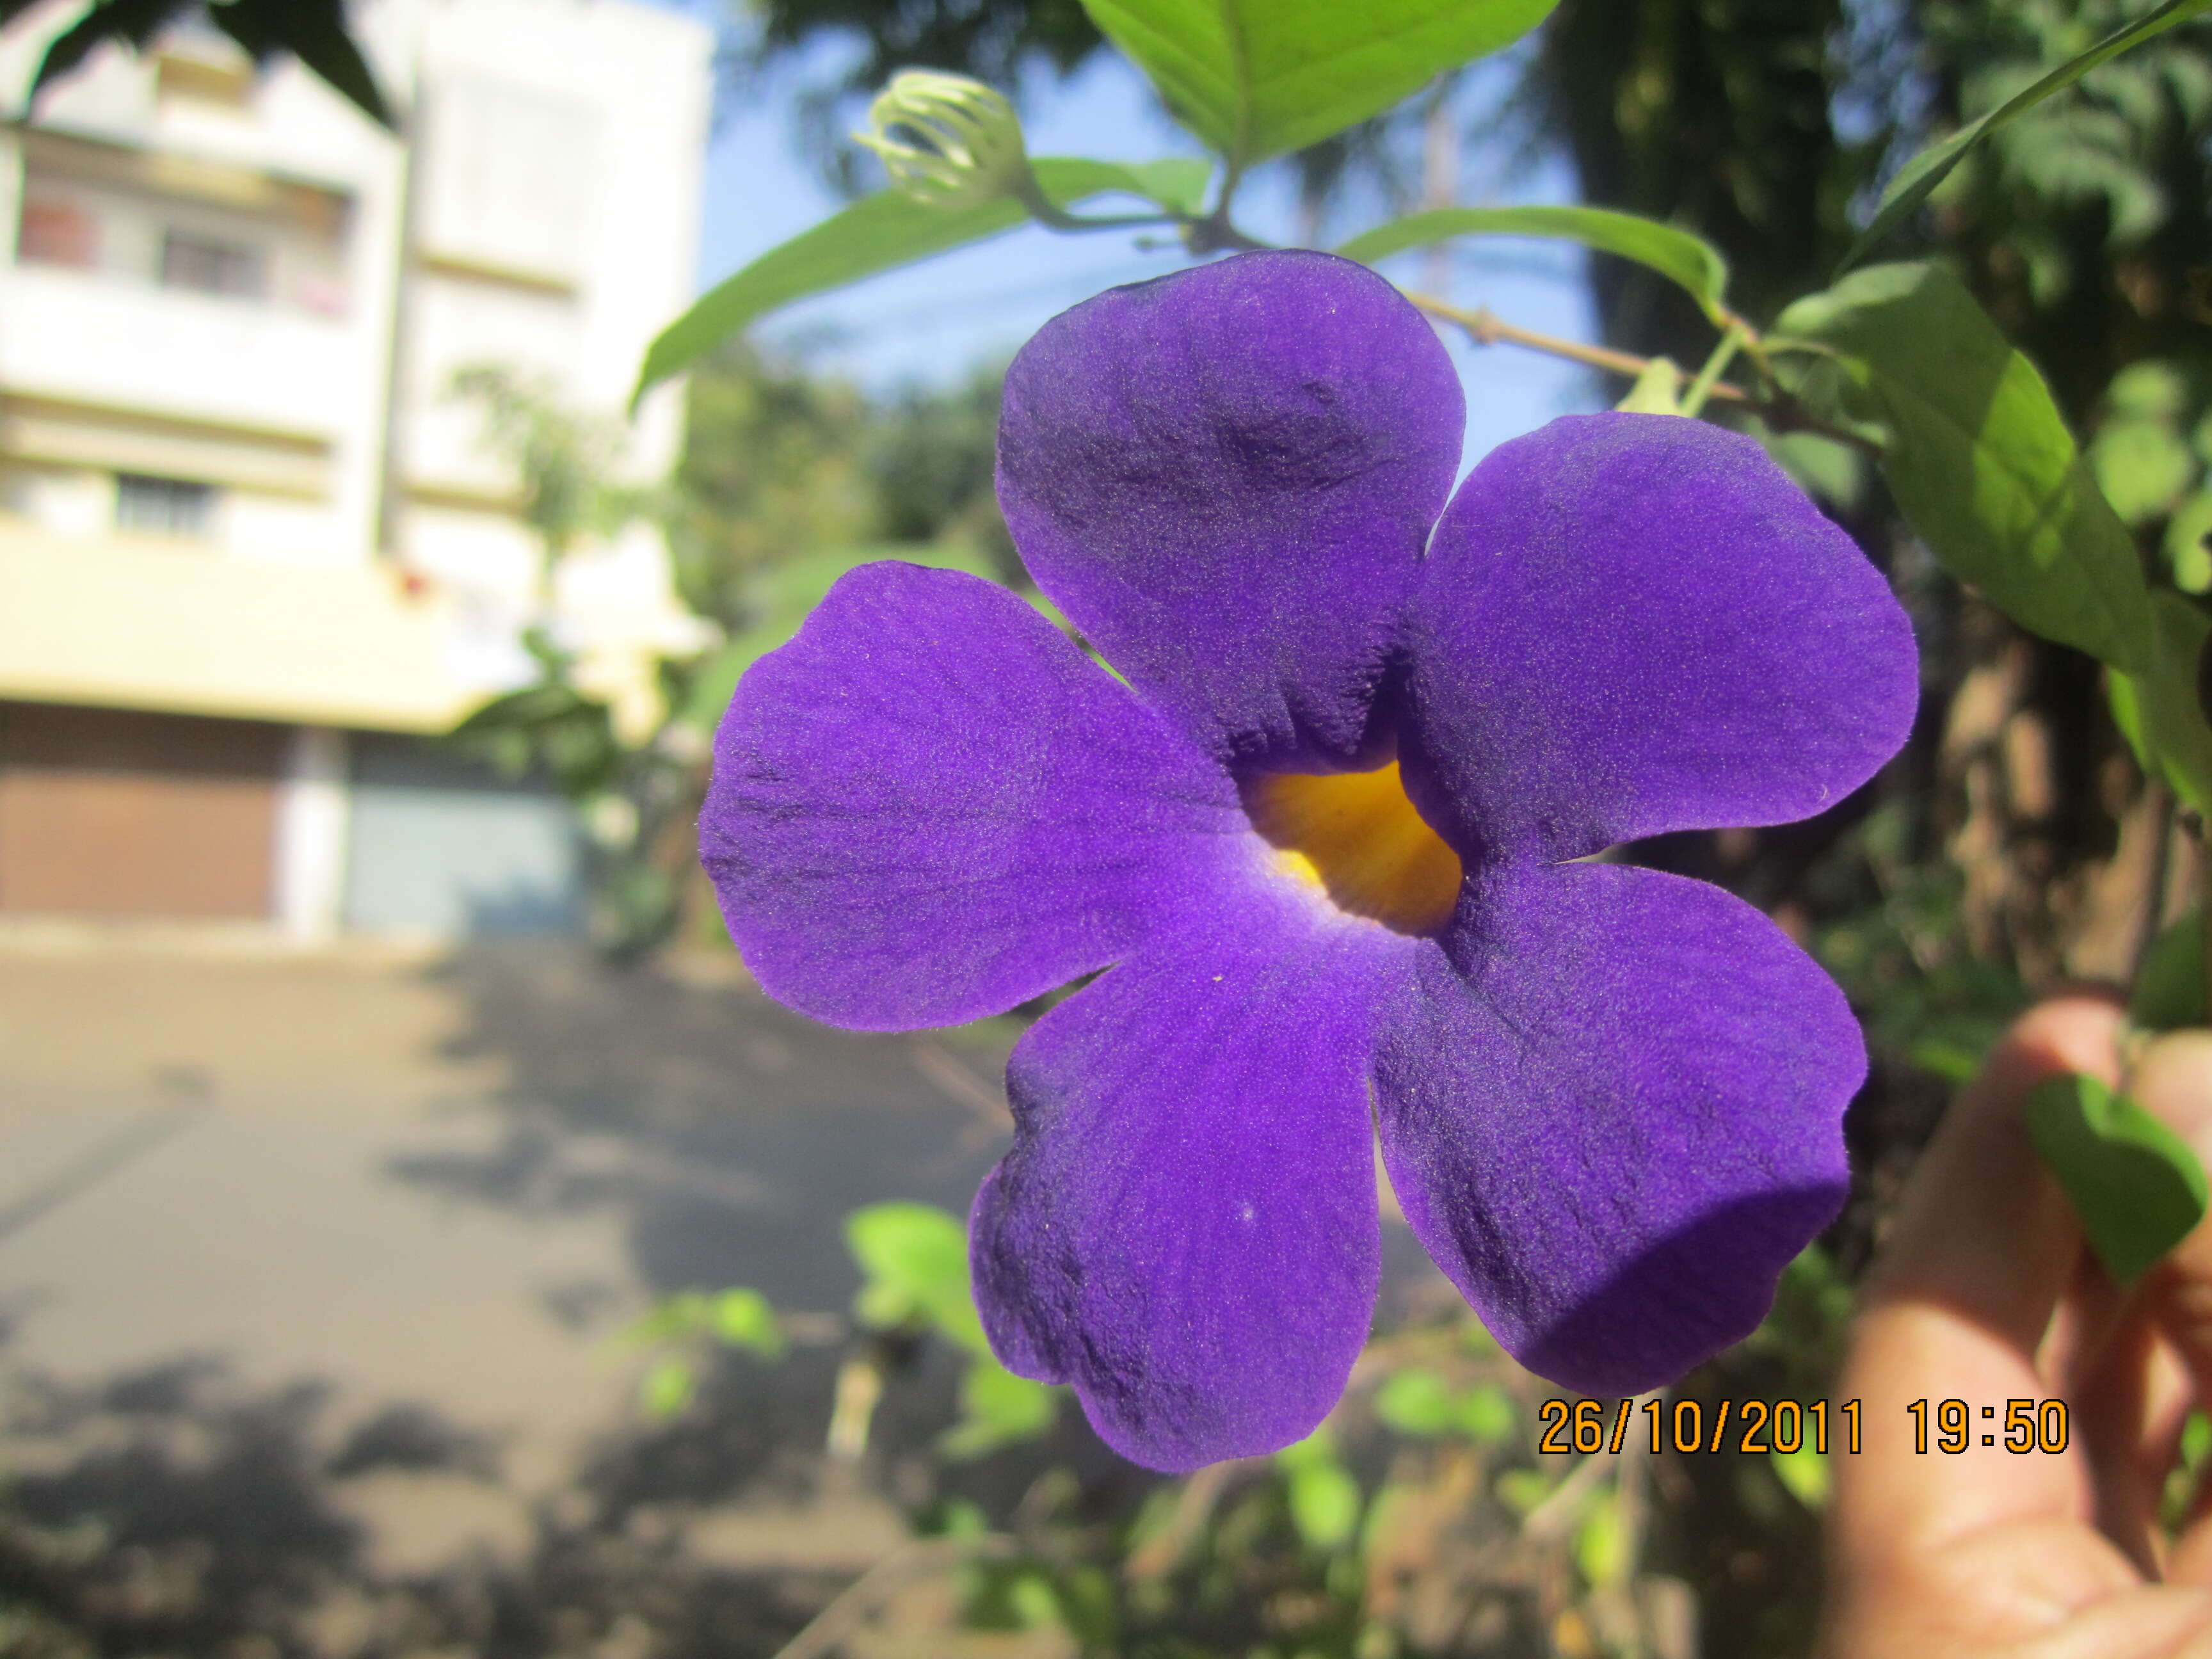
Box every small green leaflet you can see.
[1338,205,1730,323]
[2108,592,2212,815]
[630,157,1210,407]
[846,1200,989,1353]
[2024,1071,2208,1288]
[1843,0,2212,269]
[1774,263,2159,675]
[1079,0,1557,172]
[2128,904,2206,1034]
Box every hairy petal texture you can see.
[1400,413,1919,865]
[702,562,1244,1031]
[1375,862,1861,1397]
[972,890,1409,1471]
[997,250,1464,773]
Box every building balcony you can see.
[0,264,367,451]
[0,524,483,732]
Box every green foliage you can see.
[1770,1445,1831,1510]
[1573,1489,1629,1588]
[637,1356,696,1421]
[847,1201,990,1352]
[2108,591,2212,812]
[2163,1411,2212,1529]
[632,157,1206,403]
[451,636,627,799]
[2131,906,2207,1032]
[449,365,629,565]
[1775,261,2158,674]
[2025,1070,2210,1286]
[1845,0,2212,268]
[1078,0,1556,172]
[1272,1428,1363,1553]
[13,0,394,129]
[1371,1368,1518,1445]
[1337,205,1731,322]
[1810,803,2029,1086]
[942,1356,1060,1458]
[666,343,879,629]
[845,1201,1063,1459]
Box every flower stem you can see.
[1014,176,1176,233]
[1405,290,1884,456]
[1406,292,1751,403]
[1680,321,1748,418]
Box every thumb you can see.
[2126,1030,2212,1581]
[2129,1031,2212,1388]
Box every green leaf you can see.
[1573,1490,1629,1588]
[211,0,395,130]
[2163,1411,2212,1530]
[844,1201,989,1353]
[1771,1445,1831,1510]
[1457,1383,1518,1446]
[2090,419,2195,525]
[632,157,1197,406]
[2129,905,2205,1034]
[638,1356,695,1420]
[1842,0,2212,269]
[1374,1368,1455,1436]
[1775,263,2158,673]
[29,0,184,108]
[1080,0,1557,172]
[1615,357,1686,414]
[709,1288,785,1358]
[2025,1071,2209,1288]
[940,1356,1060,1458]
[2108,592,2212,813]
[2165,491,2212,593]
[1275,1429,1361,1551]
[1494,1468,1551,1516]
[1337,205,1730,323]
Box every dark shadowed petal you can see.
[1400,413,1918,865]
[701,561,1246,1031]
[997,250,1463,773]
[972,892,1412,1471]
[1374,862,1859,1396]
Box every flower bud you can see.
[853,70,1031,211]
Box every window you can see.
[116,474,215,538]
[17,195,97,268]
[159,229,266,300]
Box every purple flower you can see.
[701,251,1918,1473]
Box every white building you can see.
[0,0,712,940]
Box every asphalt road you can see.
[0,940,1057,1657]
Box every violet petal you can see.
[701,561,1243,1030]
[1375,861,1860,1396]
[997,250,1463,772]
[972,893,1407,1471]
[1400,412,1918,864]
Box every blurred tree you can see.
[668,341,878,629]
[867,358,1017,572]
[6,0,392,127]
[670,341,1013,627]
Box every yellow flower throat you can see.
[1244,760,1463,935]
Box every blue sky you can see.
[648,2,1607,465]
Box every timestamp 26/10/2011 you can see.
[1538,1398,1861,1455]
[1535,1398,2075,1456]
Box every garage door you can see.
[0,701,282,917]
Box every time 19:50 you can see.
[1907,1398,2071,1454]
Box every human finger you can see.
[1835,998,2125,1561]
[2126,1031,2212,1584]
